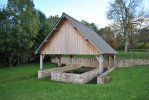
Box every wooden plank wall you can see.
[41,19,100,55]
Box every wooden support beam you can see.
[108,55,111,70]
[40,54,45,70]
[96,55,104,74]
[113,55,116,66]
[57,55,62,67]
[70,55,74,64]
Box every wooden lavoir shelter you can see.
[35,13,116,74]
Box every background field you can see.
[117,51,149,59]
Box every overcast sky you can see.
[0,0,148,28]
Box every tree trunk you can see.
[125,40,129,52]
[124,32,129,52]
[17,53,20,65]
[9,56,12,67]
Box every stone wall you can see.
[51,57,149,68]
[51,67,100,84]
[38,64,100,84]
[115,59,149,67]
[38,65,77,78]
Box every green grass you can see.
[117,51,149,59]
[0,64,149,100]
[0,63,57,83]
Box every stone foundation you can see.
[97,68,115,84]
[38,65,79,78]
[51,67,100,84]
[38,57,149,84]
[51,57,149,68]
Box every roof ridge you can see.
[62,13,99,35]
[62,13,80,24]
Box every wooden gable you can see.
[41,19,100,55]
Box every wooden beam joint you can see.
[96,55,104,74]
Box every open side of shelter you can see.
[35,13,116,83]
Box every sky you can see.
[33,0,111,28]
[0,0,148,28]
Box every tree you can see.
[139,28,149,48]
[1,0,41,66]
[35,13,59,50]
[0,0,61,66]
[99,27,114,42]
[107,0,144,51]
[81,20,99,33]
[34,10,47,49]
[0,7,9,65]
[46,15,59,33]
[99,27,118,49]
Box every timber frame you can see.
[35,13,116,74]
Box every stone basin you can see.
[51,66,100,84]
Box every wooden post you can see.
[108,55,111,70]
[40,54,45,70]
[57,55,62,67]
[70,55,74,64]
[113,55,116,66]
[96,55,104,74]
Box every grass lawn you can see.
[117,51,149,59]
[0,64,149,100]
[61,51,149,59]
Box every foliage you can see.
[81,20,99,33]
[99,27,118,49]
[0,0,40,66]
[136,43,149,49]
[47,15,59,31]
[139,28,149,42]
[34,12,59,50]
[0,0,59,67]
[0,64,149,100]
[137,28,149,48]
